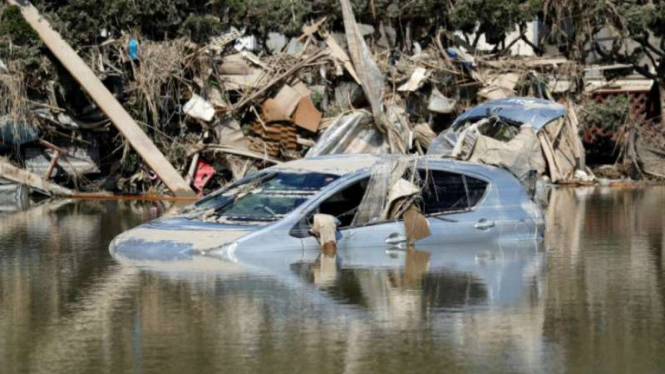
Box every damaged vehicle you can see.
[428,97,587,185]
[110,153,544,263]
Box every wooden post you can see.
[0,157,75,196]
[7,0,195,197]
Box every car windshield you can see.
[191,171,339,222]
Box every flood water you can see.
[1,187,664,374]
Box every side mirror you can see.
[289,215,313,238]
[289,214,342,239]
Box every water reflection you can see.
[543,187,665,374]
[0,199,170,374]
[1,188,664,374]
[292,243,544,313]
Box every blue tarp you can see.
[0,116,39,147]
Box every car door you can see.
[416,167,502,245]
[299,219,407,269]
[294,174,407,253]
[293,167,500,253]
[335,220,406,250]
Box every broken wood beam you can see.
[233,49,327,111]
[7,0,195,198]
[0,157,75,196]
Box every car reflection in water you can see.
[291,242,544,314]
[112,233,545,316]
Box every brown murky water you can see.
[1,187,664,374]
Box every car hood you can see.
[109,217,260,262]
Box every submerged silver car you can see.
[110,154,544,263]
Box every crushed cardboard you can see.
[293,97,322,133]
[403,205,431,243]
[262,85,302,122]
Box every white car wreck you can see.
[110,153,544,264]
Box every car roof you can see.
[270,154,512,181]
[452,97,566,131]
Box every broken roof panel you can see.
[452,97,567,131]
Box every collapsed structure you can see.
[0,0,664,203]
[429,98,588,185]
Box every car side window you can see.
[316,178,369,228]
[418,169,488,215]
[290,177,370,238]
[465,175,489,207]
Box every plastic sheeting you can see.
[183,94,215,122]
[311,213,338,256]
[384,178,421,218]
[306,111,387,157]
[537,114,585,183]
[0,116,39,146]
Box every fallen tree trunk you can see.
[6,0,195,198]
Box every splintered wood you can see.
[0,157,74,196]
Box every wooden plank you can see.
[7,0,194,197]
[565,101,586,169]
[262,85,301,122]
[325,35,361,84]
[0,157,74,196]
[538,132,563,182]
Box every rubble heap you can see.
[0,0,664,199]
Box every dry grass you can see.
[129,38,189,128]
[0,63,29,136]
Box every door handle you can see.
[385,233,407,245]
[474,218,495,230]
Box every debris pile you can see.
[1,0,665,199]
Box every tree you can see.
[537,0,665,87]
[449,0,540,54]
[601,1,665,84]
